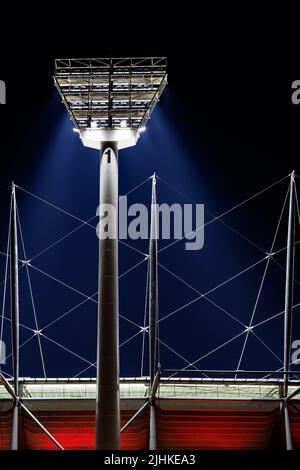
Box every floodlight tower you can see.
[54,57,167,450]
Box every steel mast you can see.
[96,141,120,449]
[148,174,158,450]
[10,183,21,450]
[283,170,296,450]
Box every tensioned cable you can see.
[0,235,151,289]
[158,255,269,325]
[261,362,300,381]
[157,175,270,256]
[174,183,298,292]
[15,185,96,227]
[6,326,102,390]
[5,300,298,364]
[31,256,147,307]
[41,296,97,332]
[29,263,98,300]
[160,175,298,289]
[167,330,247,378]
[16,203,47,378]
[119,240,147,257]
[73,328,150,378]
[29,214,97,263]
[251,304,300,330]
[73,363,95,378]
[7,174,298,380]
[5,334,37,362]
[157,337,204,374]
[120,330,143,349]
[16,175,151,263]
[41,333,96,368]
[4,249,300,382]
[26,175,151,229]
[2,315,36,333]
[2,370,13,379]
[28,217,146,263]
[162,303,300,379]
[251,301,300,385]
[119,257,148,279]
[158,173,290,254]
[119,175,152,202]
[3,240,297,331]
[252,330,284,365]
[158,262,246,328]
[41,295,142,333]
[2,314,91,379]
[39,291,141,333]
[270,256,300,287]
[28,260,145,332]
[235,181,290,375]
[252,330,300,381]
[74,326,204,380]
[158,238,299,326]
[8,325,146,381]
[158,260,299,379]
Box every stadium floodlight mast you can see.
[54,57,167,450]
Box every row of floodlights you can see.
[60,85,160,92]
[56,68,166,76]
[73,123,146,132]
[69,105,150,111]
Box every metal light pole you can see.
[96,142,120,449]
[54,57,167,450]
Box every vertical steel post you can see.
[283,171,295,450]
[148,174,158,450]
[95,142,120,450]
[149,174,158,386]
[284,171,295,399]
[10,183,20,450]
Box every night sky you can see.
[0,13,299,380]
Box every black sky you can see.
[0,10,299,190]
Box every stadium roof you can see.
[0,378,300,450]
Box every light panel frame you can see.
[54,57,167,131]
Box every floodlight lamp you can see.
[54,57,167,150]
